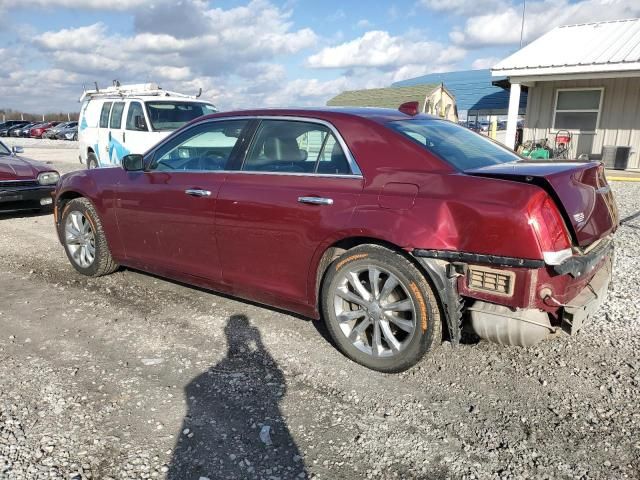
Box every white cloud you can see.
[451,0,640,47]
[0,0,148,10]
[471,56,501,69]
[419,0,505,16]
[356,19,374,29]
[36,23,108,52]
[308,30,466,70]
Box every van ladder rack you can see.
[79,82,199,103]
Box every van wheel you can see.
[60,198,118,277]
[87,152,98,169]
[321,245,442,373]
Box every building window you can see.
[553,88,603,132]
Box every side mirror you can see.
[122,154,144,171]
[134,115,147,131]
[12,146,23,155]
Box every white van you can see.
[78,83,217,168]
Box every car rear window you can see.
[387,119,520,170]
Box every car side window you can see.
[150,120,248,172]
[242,120,351,174]
[126,102,145,131]
[110,102,125,129]
[99,102,112,128]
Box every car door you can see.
[96,101,113,166]
[114,119,251,283]
[123,100,150,156]
[216,118,364,307]
[107,101,127,164]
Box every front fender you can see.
[54,170,124,259]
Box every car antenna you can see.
[94,82,99,92]
[196,88,202,98]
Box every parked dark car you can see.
[44,121,77,139]
[55,124,78,141]
[0,121,29,137]
[30,122,60,139]
[53,107,618,372]
[0,140,59,212]
[15,122,38,137]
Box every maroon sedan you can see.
[0,140,59,212]
[30,122,60,139]
[53,108,617,372]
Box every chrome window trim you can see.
[145,115,363,177]
[138,169,362,179]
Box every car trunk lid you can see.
[465,161,618,248]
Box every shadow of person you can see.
[168,314,307,479]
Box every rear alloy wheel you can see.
[60,198,118,277]
[321,245,441,372]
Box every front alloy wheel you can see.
[60,197,119,277]
[322,245,441,373]
[65,210,96,268]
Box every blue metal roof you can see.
[391,69,527,115]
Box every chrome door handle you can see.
[298,196,333,205]
[185,189,212,197]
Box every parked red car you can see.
[30,122,60,139]
[53,107,617,372]
[0,140,59,212]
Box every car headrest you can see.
[264,137,305,162]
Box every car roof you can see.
[195,107,436,125]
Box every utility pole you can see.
[520,0,526,48]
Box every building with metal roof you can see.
[327,84,458,122]
[392,69,527,117]
[493,18,640,169]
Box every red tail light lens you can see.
[527,192,572,264]
[399,101,419,116]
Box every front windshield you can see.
[0,141,10,155]
[388,119,520,170]
[145,102,217,131]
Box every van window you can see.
[99,102,112,128]
[145,102,217,131]
[110,102,125,129]
[126,102,146,131]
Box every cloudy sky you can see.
[0,0,639,113]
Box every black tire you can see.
[321,245,442,373]
[86,152,98,169]
[60,198,118,277]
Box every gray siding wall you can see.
[524,77,640,169]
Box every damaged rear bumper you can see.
[561,256,612,335]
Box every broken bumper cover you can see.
[561,256,612,335]
[553,237,614,278]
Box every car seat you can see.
[317,142,350,174]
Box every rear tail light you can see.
[527,191,572,265]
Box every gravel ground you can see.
[0,147,639,480]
